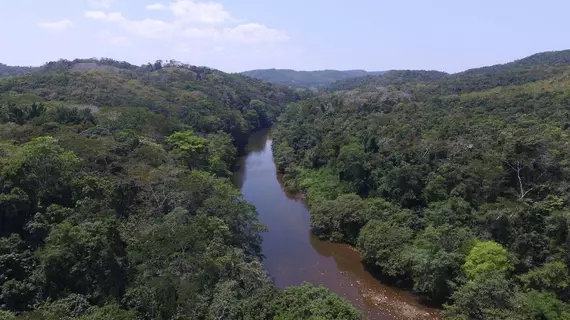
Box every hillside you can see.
[0,58,313,148]
[324,69,449,92]
[272,50,570,319]
[325,49,570,94]
[0,63,36,78]
[458,49,570,76]
[0,58,362,320]
[240,68,385,88]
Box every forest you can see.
[272,49,570,319]
[0,59,362,320]
[3,49,570,320]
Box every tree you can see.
[310,193,366,243]
[463,240,511,280]
[2,136,79,211]
[336,143,367,192]
[518,290,570,320]
[425,197,475,227]
[519,261,570,294]
[0,234,38,311]
[357,220,413,276]
[0,187,30,236]
[206,132,236,176]
[443,272,519,320]
[166,130,208,170]
[37,220,127,301]
[407,225,474,301]
[0,311,15,320]
[271,283,362,320]
[78,304,138,320]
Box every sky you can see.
[0,0,568,73]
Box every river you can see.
[233,130,440,320]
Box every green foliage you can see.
[519,262,570,293]
[0,311,15,320]
[357,220,413,276]
[78,304,138,320]
[37,220,127,301]
[206,132,236,176]
[407,225,474,301]
[27,294,93,319]
[0,59,308,319]
[518,291,570,320]
[167,130,208,154]
[6,50,570,319]
[271,283,363,320]
[463,241,511,280]
[311,194,367,243]
[443,272,519,320]
[166,130,208,169]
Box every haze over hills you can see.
[239,69,386,88]
[0,63,37,78]
[324,49,570,92]
[5,49,570,90]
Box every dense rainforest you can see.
[272,49,570,319]
[0,59,363,320]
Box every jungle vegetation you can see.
[0,58,361,320]
[272,49,570,319]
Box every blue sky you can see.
[0,0,568,72]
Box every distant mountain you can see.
[324,49,570,94]
[240,69,386,88]
[0,63,36,78]
[457,49,570,76]
[324,70,448,92]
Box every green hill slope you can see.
[325,49,570,95]
[0,58,309,147]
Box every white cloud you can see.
[88,0,113,8]
[123,19,177,39]
[169,0,230,24]
[85,11,107,19]
[98,32,132,46]
[146,1,230,23]
[37,19,74,31]
[84,0,290,64]
[182,27,220,39]
[223,23,290,44]
[85,11,125,22]
[147,3,166,10]
[86,8,289,44]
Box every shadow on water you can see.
[233,130,441,320]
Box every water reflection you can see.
[233,130,440,320]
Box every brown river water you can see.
[233,130,440,320]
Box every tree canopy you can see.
[0,58,361,319]
[272,49,570,319]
